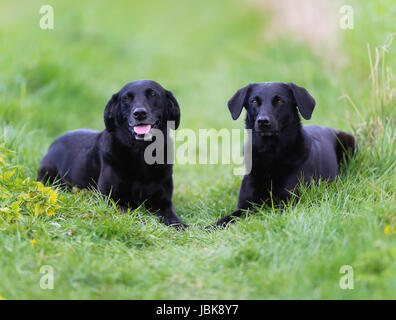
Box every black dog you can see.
[215,82,356,226]
[38,80,187,228]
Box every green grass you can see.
[0,0,395,299]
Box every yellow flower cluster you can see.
[25,182,61,215]
[384,225,396,234]
[0,143,63,222]
[0,181,62,222]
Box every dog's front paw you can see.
[206,216,235,230]
[163,217,189,230]
[170,221,189,230]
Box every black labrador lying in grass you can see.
[214,82,356,227]
[38,80,187,228]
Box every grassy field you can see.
[0,0,395,299]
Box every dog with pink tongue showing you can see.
[134,124,152,136]
[133,124,153,141]
[38,80,187,228]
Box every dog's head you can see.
[104,80,180,141]
[227,82,315,136]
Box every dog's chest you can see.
[129,179,159,202]
[250,161,295,198]
[115,163,169,206]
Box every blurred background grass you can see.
[0,0,395,299]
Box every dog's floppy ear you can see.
[228,84,251,120]
[287,82,316,120]
[104,92,120,132]
[165,90,181,129]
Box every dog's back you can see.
[334,130,356,165]
[37,129,102,187]
[302,125,355,178]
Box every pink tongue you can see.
[133,124,151,135]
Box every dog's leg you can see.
[212,176,257,228]
[155,204,188,229]
[37,161,59,185]
[214,207,249,227]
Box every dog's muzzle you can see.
[255,116,278,136]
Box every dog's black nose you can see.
[133,108,147,120]
[257,116,271,127]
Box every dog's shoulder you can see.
[302,124,336,140]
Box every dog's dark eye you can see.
[124,93,134,101]
[251,99,258,105]
[150,91,157,97]
[273,96,284,106]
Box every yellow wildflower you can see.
[30,239,38,245]
[34,203,44,216]
[3,169,16,180]
[384,226,390,234]
[42,187,55,195]
[49,190,58,204]
[18,193,29,200]
[36,182,45,191]
[11,201,21,211]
